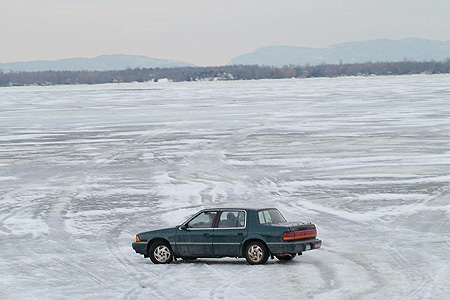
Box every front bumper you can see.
[132,242,148,256]
[267,238,322,255]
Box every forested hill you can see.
[229,38,450,67]
[1,59,449,87]
[0,54,195,72]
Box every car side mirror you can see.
[180,224,188,230]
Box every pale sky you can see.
[1,0,449,66]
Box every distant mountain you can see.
[0,54,196,72]
[228,38,450,67]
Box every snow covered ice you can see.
[0,74,449,299]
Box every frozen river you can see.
[1,75,449,299]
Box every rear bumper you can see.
[132,242,148,256]
[267,239,322,255]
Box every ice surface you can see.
[1,75,449,299]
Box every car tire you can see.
[244,241,269,265]
[149,241,173,264]
[276,254,296,261]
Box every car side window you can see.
[187,211,217,228]
[258,210,272,224]
[218,211,245,228]
[258,209,286,224]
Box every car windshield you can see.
[258,209,287,224]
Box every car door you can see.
[176,211,218,257]
[213,210,248,256]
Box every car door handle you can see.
[203,233,209,237]
[237,232,243,236]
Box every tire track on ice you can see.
[207,263,259,300]
[106,233,157,300]
[0,183,44,234]
[106,217,170,300]
[388,247,430,300]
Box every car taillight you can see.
[136,235,140,242]
[283,229,316,241]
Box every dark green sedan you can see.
[132,208,322,265]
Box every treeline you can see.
[1,59,449,87]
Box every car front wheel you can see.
[244,241,269,265]
[149,241,173,264]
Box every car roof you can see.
[200,207,278,212]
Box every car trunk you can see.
[271,222,317,241]
[272,222,316,232]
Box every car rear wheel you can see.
[149,241,173,264]
[276,254,296,261]
[244,241,269,265]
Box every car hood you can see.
[138,226,178,237]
